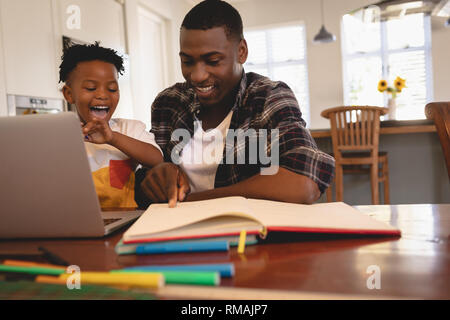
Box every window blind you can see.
[244,24,310,125]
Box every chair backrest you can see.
[425,102,450,180]
[321,106,388,159]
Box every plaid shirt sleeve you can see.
[262,81,335,194]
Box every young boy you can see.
[59,42,163,208]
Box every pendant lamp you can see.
[313,0,336,43]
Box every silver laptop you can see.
[0,112,143,238]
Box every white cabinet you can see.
[0,0,61,101]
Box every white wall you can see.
[0,1,7,116]
[56,0,127,51]
[54,0,133,119]
[4,0,445,127]
[233,0,450,129]
[0,0,189,119]
[124,0,190,128]
[142,0,191,84]
[430,16,450,102]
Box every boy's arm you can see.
[82,118,163,168]
[109,132,163,168]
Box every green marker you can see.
[112,270,220,286]
[0,264,66,276]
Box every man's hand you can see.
[82,118,114,144]
[140,162,191,208]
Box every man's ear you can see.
[238,39,248,64]
[62,84,74,104]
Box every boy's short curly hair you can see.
[181,0,243,41]
[59,42,124,83]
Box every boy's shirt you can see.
[84,118,162,208]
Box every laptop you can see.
[0,112,144,238]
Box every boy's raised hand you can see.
[82,118,114,144]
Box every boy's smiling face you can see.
[62,60,119,123]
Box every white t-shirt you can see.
[85,118,162,208]
[179,111,233,193]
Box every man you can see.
[135,0,335,208]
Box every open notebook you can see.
[122,197,400,244]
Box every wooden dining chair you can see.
[321,106,390,204]
[425,102,450,180]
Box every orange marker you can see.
[3,259,66,270]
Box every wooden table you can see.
[0,204,449,299]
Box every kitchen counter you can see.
[310,119,449,205]
[310,119,436,138]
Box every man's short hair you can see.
[181,0,243,41]
[59,42,124,83]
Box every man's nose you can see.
[190,63,208,84]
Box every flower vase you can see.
[387,98,397,120]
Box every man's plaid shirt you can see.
[135,72,334,206]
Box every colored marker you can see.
[116,237,258,255]
[238,229,247,254]
[3,260,66,270]
[58,271,164,289]
[0,264,66,276]
[118,263,234,278]
[135,240,229,254]
[111,270,220,286]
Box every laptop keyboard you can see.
[103,218,122,226]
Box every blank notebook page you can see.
[124,196,258,238]
[247,199,398,232]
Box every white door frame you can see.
[0,1,8,116]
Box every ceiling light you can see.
[313,0,336,43]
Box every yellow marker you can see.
[237,229,247,254]
[58,271,164,289]
[259,226,268,239]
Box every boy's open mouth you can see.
[89,106,110,119]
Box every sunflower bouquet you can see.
[377,76,406,99]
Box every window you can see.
[342,13,432,120]
[244,24,311,125]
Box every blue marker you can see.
[119,263,235,278]
[135,240,229,254]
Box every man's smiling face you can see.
[179,26,248,109]
[63,60,119,123]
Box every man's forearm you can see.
[185,167,320,204]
